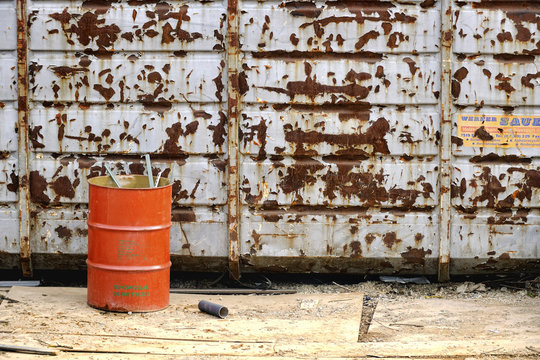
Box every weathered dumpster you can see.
[0,0,538,280]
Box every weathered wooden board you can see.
[0,286,363,344]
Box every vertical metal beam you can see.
[438,0,452,282]
[16,0,32,277]
[226,0,241,280]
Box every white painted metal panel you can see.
[0,5,16,50]
[28,2,226,52]
[0,159,17,202]
[452,162,540,209]
[30,156,227,205]
[0,104,17,152]
[454,8,540,55]
[0,54,17,101]
[241,54,440,105]
[241,208,438,258]
[31,206,228,257]
[241,105,440,157]
[29,53,225,103]
[0,206,19,256]
[30,104,227,154]
[240,157,438,207]
[450,210,540,272]
[170,207,228,257]
[451,57,540,106]
[0,0,18,265]
[240,2,440,53]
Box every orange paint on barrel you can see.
[87,175,172,312]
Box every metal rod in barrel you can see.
[104,164,121,188]
[145,154,154,188]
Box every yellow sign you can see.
[457,115,540,148]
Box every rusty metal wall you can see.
[24,0,229,270]
[0,0,19,269]
[449,0,540,273]
[0,0,538,278]
[236,0,443,274]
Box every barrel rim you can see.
[88,174,173,190]
[87,221,172,231]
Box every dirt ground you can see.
[1,271,539,359]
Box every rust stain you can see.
[50,66,89,77]
[365,233,375,246]
[50,9,121,49]
[487,209,529,225]
[401,247,432,265]
[250,230,263,255]
[382,232,401,249]
[350,240,362,258]
[495,73,516,94]
[93,84,115,101]
[29,171,50,204]
[283,2,322,18]
[241,117,267,160]
[470,153,532,164]
[496,31,513,42]
[29,126,45,149]
[284,117,390,155]
[171,207,196,222]
[474,126,494,141]
[54,225,72,241]
[259,62,372,101]
[207,111,227,147]
[388,32,406,49]
[355,30,379,49]
[470,167,506,208]
[278,159,325,196]
[52,176,76,199]
[521,71,540,89]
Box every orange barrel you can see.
[87,175,172,312]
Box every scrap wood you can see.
[0,294,19,303]
[332,281,354,292]
[170,288,297,295]
[0,330,273,344]
[0,343,57,356]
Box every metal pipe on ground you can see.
[198,300,229,318]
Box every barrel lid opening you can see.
[88,175,170,189]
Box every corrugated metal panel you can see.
[237,0,441,274]
[450,0,540,273]
[240,105,440,157]
[25,0,229,269]
[240,55,440,104]
[240,158,438,207]
[240,2,440,53]
[241,208,439,273]
[29,156,226,205]
[30,104,226,154]
[0,0,19,268]
[28,2,225,51]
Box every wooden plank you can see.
[2,287,538,359]
[0,332,538,359]
[0,286,363,343]
[367,298,540,344]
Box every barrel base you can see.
[87,263,170,313]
